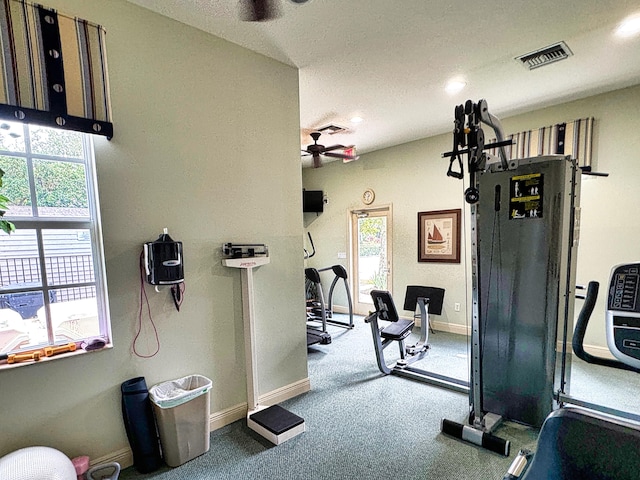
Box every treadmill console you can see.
[606,263,640,369]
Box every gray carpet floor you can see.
[120,314,639,479]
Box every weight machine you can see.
[440,99,581,455]
[365,286,468,393]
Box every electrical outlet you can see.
[337,252,346,259]
[454,302,461,312]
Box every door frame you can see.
[349,204,393,315]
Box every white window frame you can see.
[0,124,111,361]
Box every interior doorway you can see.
[350,206,392,315]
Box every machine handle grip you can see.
[447,168,464,180]
[364,312,377,324]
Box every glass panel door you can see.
[351,207,392,315]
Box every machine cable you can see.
[481,193,504,374]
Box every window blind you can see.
[0,0,113,138]
[488,118,594,167]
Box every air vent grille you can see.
[516,41,573,70]
[317,124,349,135]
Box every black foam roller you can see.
[121,377,163,473]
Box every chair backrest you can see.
[403,286,445,315]
[370,290,400,322]
[522,407,640,480]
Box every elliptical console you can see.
[606,263,640,370]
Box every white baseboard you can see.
[90,447,132,470]
[405,315,471,336]
[581,343,616,360]
[107,377,311,470]
[430,320,470,336]
[332,305,350,314]
[258,377,311,406]
[209,402,247,431]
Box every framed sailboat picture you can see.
[418,209,461,263]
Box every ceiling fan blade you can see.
[322,144,347,152]
[312,153,322,168]
[324,152,360,161]
[240,0,279,22]
[301,150,311,156]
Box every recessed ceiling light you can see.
[445,80,467,95]
[616,13,640,38]
[350,116,363,123]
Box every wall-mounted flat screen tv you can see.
[303,190,324,213]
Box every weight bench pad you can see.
[381,319,414,341]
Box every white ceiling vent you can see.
[317,124,349,135]
[516,41,573,70]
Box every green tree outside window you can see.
[0,167,15,234]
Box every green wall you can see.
[303,84,640,351]
[0,0,307,462]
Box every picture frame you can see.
[418,209,461,263]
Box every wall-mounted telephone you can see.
[143,228,184,285]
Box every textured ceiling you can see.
[127,0,640,166]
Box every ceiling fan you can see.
[241,0,309,22]
[302,132,359,168]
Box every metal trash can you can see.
[149,375,212,467]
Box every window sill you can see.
[0,343,113,371]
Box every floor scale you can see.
[222,243,305,445]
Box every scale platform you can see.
[248,404,305,445]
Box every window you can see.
[0,120,110,361]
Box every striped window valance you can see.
[0,0,113,138]
[488,117,594,167]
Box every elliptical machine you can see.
[572,264,640,374]
[503,268,640,479]
[304,233,354,346]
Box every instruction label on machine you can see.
[510,173,543,219]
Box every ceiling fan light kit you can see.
[342,146,357,163]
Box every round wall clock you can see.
[362,188,375,205]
